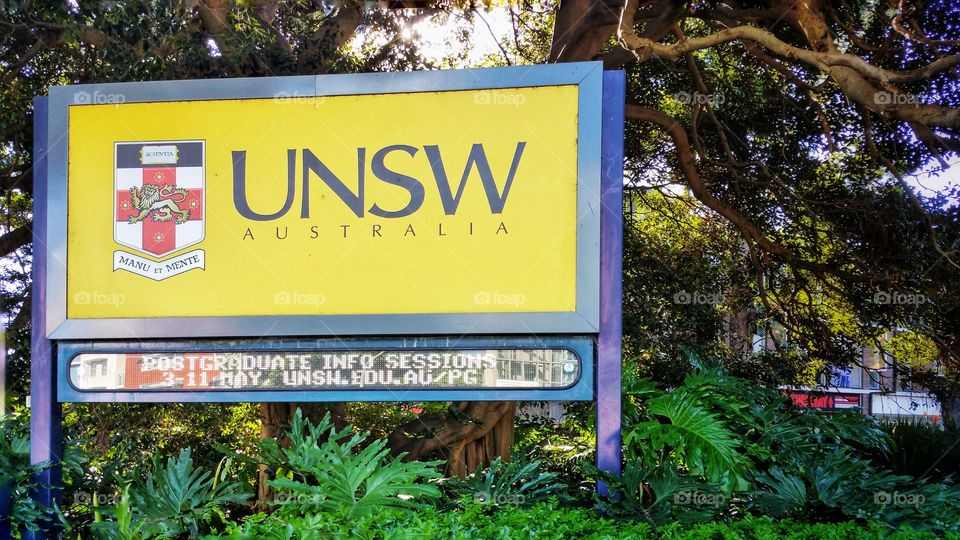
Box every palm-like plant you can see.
[623,371,749,492]
[444,455,567,507]
[94,448,249,538]
[259,409,443,519]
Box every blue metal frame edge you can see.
[596,71,625,485]
[44,62,604,340]
[29,95,62,540]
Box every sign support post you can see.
[597,71,625,489]
[29,96,62,540]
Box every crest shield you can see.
[113,141,205,280]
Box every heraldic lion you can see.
[127,184,191,224]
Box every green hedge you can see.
[208,502,958,540]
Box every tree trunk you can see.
[940,393,960,431]
[935,340,960,432]
[388,401,518,477]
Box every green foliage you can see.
[586,461,727,525]
[0,412,55,535]
[0,410,86,536]
[443,455,569,507]
[207,501,960,540]
[749,450,960,532]
[629,391,747,490]
[246,409,443,519]
[622,193,742,387]
[599,368,960,533]
[654,515,955,540]
[208,501,655,540]
[92,488,146,540]
[513,409,595,490]
[621,371,750,491]
[880,419,960,481]
[92,448,249,539]
[62,402,260,532]
[885,332,939,370]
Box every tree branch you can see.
[0,225,31,258]
[626,104,839,278]
[617,0,960,129]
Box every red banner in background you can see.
[788,391,862,411]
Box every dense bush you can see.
[17,371,960,538]
[88,448,249,539]
[0,412,56,535]
[880,419,960,481]
[441,455,569,508]
[205,501,959,540]
[61,403,260,534]
[0,411,85,537]
[592,369,960,533]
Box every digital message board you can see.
[42,63,602,339]
[57,337,594,403]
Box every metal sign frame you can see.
[28,66,625,535]
[44,63,603,340]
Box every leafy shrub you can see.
[600,369,960,533]
[586,460,728,525]
[626,385,748,491]
[91,487,143,540]
[514,406,595,490]
[207,500,655,540]
[206,501,960,540]
[443,455,569,507]
[0,412,55,535]
[91,448,249,539]
[881,419,960,481]
[655,515,955,540]
[0,411,85,537]
[240,408,443,519]
[61,402,261,534]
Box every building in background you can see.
[757,326,943,424]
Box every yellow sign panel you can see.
[66,86,580,319]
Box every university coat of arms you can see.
[113,141,206,280]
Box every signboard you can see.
[32,62,625,511]
[43,63,603,339]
